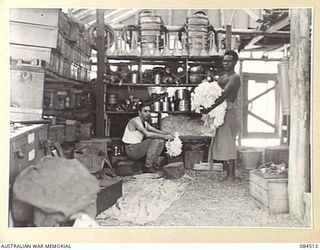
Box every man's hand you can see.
[200,106,212,114]
[165,134,175,141]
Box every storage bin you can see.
[79,123,92,140]
[265,145,289,165]
[184,150,204,169]
[10,124,48,184]
[238,148,262,169]
[65,120,80,142]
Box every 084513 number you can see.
[300,244,319,248]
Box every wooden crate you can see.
[10,65,45,120]
[97,179,122,214]
[48,125,65,143]
[10,44,52,64]
[249,171,289,214]
[10,8,70,36]
[10,124,48,184]
[10,21,60,49]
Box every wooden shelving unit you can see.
[102,54,224,138]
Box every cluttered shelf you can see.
[44,68,92,86]
[106,83,198,87]
[105,55,223,61]
[105,110,198,115]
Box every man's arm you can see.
[145,122,171,135]
[134,119,173,140]
[202,74,240,113]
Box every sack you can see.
[74,145,107,174]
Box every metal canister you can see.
[154,73,161,85]
[161,99,170,112]
[152,101,161,112]
[179,100,190,111]
[131,71,138,84]
[106,93,118,105]
[175,89,189,100]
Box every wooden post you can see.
[226,24,232,51]
[95,9,106,137]
[288,8,311,220]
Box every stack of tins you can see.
[175,89,190,111]
[139,11,163,54]
[185,11,210,56]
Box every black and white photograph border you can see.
[1,0,319,244]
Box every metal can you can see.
[154,73,161,85]
[179,100,190,111]
[131,72,138,84]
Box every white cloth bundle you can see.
[191,80,227,129]
[165,132,182,157]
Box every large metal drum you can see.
[185,11,210,55]
[139,11,163,50]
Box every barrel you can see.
[277,60,290,115]
[185,11,210,53]
[139,11,162,49]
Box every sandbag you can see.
[13,156,100,227]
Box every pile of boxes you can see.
[10,8,91,81]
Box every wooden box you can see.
[184,150,204,170]
[10,65,45,121]
[10,21,60,49]
[10,124,48,184]
[163,162,185,179]
[10,44,53,64]
[97,179,122,215]
[10,8,70,36]
[249,171,289,214]
[65,120,80,142]
[48,125,65,143]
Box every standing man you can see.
[202,50,241,181]
[122,102,174,173]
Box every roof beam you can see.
[109,9,142,25]
[243,8,261,22]
[245,15,290,50]
[86,9,133,27]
